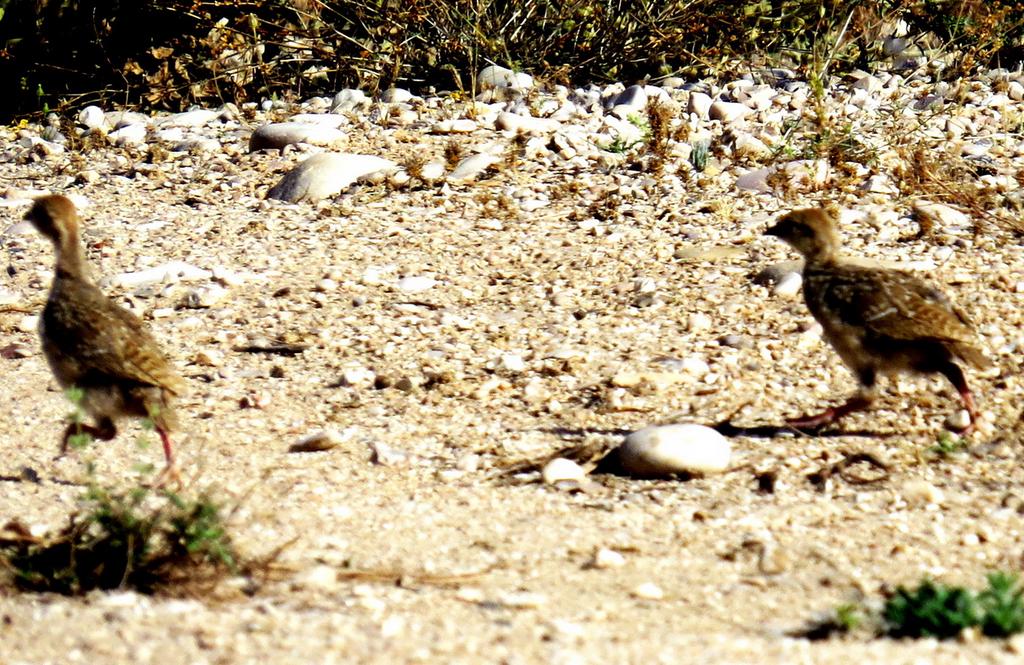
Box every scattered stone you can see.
[772,271,803,298]
[331,89,369,112]
[901,479,945,507]
[631,582,664,600]
[944,410,972,432]
[542,457,586,486]
[290,429,348,453]
[478,65,534,91]
[588,548,626,569]
[397,275,436,293]
[183,284,228,308]
[291,564,338,591]
[709,101,752,123]
[267,153,397,203]
[613,424,731,477]
[102,261,212,289]
[687,92,712,119]
[369,441,409,466]
[495,113,560,135]
[249,122,346,151]
[447,153,501,184]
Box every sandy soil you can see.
[0,87,1023,664]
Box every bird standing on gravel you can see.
[765,207,990,434]
[18,195,185,482]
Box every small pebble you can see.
[542,458,586,486]
[589,548,626,569]
[290,429,347,453]
[631,582,664,600]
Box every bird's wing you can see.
[43,281,185,395]
[821,267,978,345]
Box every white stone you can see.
[687,92,712,119]
[17,315,38,333]
[736,167,772,192]
[183,284,228,308]
[852,74,883,92]
[420,161,446,182]
[494,112,560,135]
[109,123,147,146]
[267,153,397,203]
[158,109,219,127]
[945,410,972,432]
[733,133,771,159]
[687,312,712,332]
[902,480,945,507]
[772,271,802,298]
[102,261,212,288]
[913,201,971,232]
[288,113,348,127]
[479,65,534,91]
[433,119,478,134]
[292,564,337,591]
[249,122,346,151]
[380,88,414,103]
[617,424,731,476]
[331,89,368,112]
[397,276,436,293]
[542,457,586,486]
[192,349,224,367]
[632,582,664,600]
[500,354,526,372]
[447,153,500,183]
[290,428,349,453]
[590,548,626,569]
[709,101,752,123]
[78,106,106,130]
[782,159,829,189]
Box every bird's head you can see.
[23,195,81,246]
[765,207,840,263]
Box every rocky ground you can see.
[0,63,1023,664]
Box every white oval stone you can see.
[447,153,500,183]
[617,424,731,477]
[687,92,712,119]
[709,101,752,123]
[631,582,664,600]
[78,106,106,130]
[772,271,803,298]
[249,122,346,151]
[397,276,436,293]
[267,153,397,203]
[590,548,626,569]
[158,109,219,127]
[495,112,559,135]
[479,65,533,90]
[542,458,586,485]
[331,88,368,112]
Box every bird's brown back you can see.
[803,262,990,368]
[42,273,185,395]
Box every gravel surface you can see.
[0,64,1023,664]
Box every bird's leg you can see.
[152,426,182,487]
[58,417,116,458]
[786,369,876,430]
[939,362,978,434]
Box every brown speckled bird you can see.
[765,207,990,433]
[22,195,185,481]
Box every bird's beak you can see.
[3,219,33,236]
